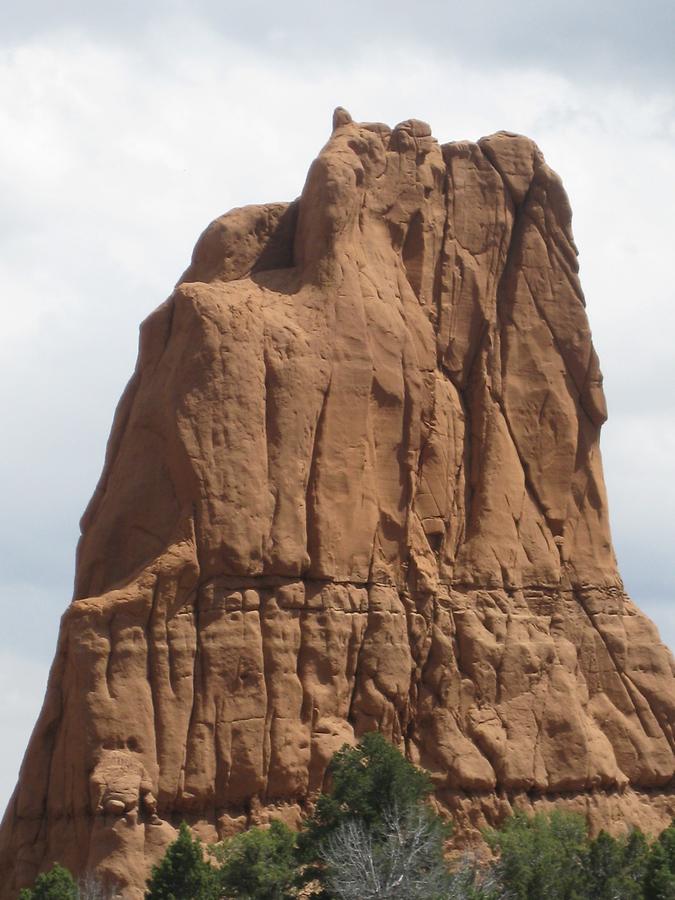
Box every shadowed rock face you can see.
[1,109,673,897]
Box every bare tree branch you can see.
[320,804,450,900]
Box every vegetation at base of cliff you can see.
[18,733,675,900]
[17,866,114,900]
[296,729,447,898]
[211,821,298,900]
[146,823,218,899]
[18,865,77,900]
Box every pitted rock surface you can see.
[1,110,673,898]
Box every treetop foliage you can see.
[18,864,78,900]
[212,820,297,900]
[485,809,589,899]
[145,822,216,900]
[300,731,434,852]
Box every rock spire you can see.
[1,109,673,898]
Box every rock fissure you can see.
[576,589,674,756]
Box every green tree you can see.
[645,842,675,900]
[623,828,651,892]
[586,830,624,898]
[299,731,433,858]
[18,863,78,900]
[485,810,588,900]
[145,822,216,900]
[298,731,447,897]
[645,820,675,900]
[585,829,648,899]
[659,821,675,868]
[213,820,297,899]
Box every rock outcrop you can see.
[1,110,673,897]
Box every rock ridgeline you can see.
[1,108,673,898]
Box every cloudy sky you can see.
[1,0,673,813]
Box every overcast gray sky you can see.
[1,1,673,814]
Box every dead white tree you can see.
[320,804,450,900]
[77,873,121,900]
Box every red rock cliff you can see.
[1,108,673,897]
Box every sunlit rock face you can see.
[1,108,673,898]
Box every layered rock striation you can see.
[1,108,674,897]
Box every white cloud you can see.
[0,652,50,813]
[4,1,674,87]
[0,18,673,813]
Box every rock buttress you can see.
[1,113,673,898]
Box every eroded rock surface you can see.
[1,110,673,898]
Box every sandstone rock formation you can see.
[1,109,674,897]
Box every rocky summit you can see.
[1,108,673,897]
